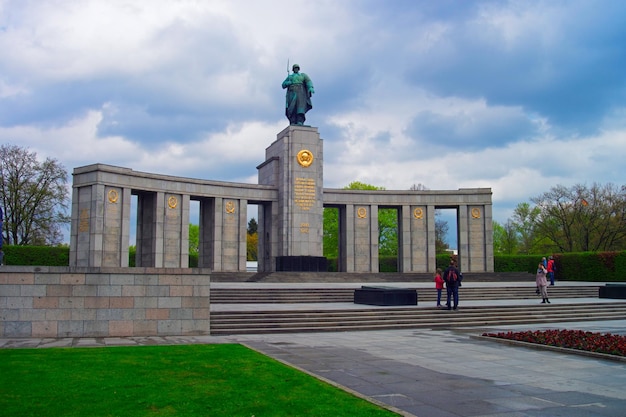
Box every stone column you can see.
[102,186,131,267]
[135,191,160,267]
[163,193,189,268]
[466,204,494,272]
[399,205,410,272]
[70,183,131,268]
[405,205,432,273]
[457,204,469,273]
[484,203,495,272]
[258,201,280,272]
[340,204,354,272]
[353,204,379,272]
[199,197,246,272]
[70,184,103,267]
[426,205,437,272]
[237,199,248,272]
[198,197,215,269]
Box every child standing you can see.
[434,268,444,307]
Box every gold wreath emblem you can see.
[413,207,424,219]
[357,207,367,219]
[471,207,481,219]
[297,149,314,167]
[167,196,178,209]
[225,201,236,214]
[107,189,119,203]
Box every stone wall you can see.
[0,266,211,338]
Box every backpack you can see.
[448,269,458,283]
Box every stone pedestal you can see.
[257,125,325,271]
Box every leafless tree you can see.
[532,183,626,252]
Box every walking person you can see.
[443,260,461,310]
[434,268,444,308]
[536,262,550,303]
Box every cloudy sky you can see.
[1,0,625,244]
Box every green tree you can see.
[323,181,400,257]
[188,224,199,257]
[512,202,542,254]
[0,145,69,245]
[435,217,449,253]
[247,218,258,235]
[247,232,258,261]
[323,207,339,258]
[493,220,519,254]
[246,217,258,260]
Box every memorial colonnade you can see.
[70,126,493,273]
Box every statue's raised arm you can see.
[282,64,314,125]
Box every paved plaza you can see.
[2,286,626,417]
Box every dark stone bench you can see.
[599,283,626,299]
[354,286,417,306]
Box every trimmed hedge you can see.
[495,255,543,273]
[2,245,625,281]
[1,245,70,266]
[553,252,626,282]
[127,247,199,267]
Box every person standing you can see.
[546,256,555,286]
[282,64,314,125]
[434,268,444,308]
[443,260,461,310]
[536,262,550,303]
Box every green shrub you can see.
[379,256,397,272]
[327,257,338,272]
[3,245,625,282]
[129,246,136,267]
[555,252,626,282]
[1,245,69,266]
[495,255,540,273]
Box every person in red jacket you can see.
[547,256,555,286]
[434,268,444,308]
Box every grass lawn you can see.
[0,343,397,416]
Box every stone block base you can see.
[599,284,626,299]
[276,256,328,272]
[354,286,417,306]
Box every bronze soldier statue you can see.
[282,64,314,125]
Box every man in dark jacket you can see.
[443,260,461,310]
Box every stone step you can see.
[210,271,534,283]
[210,303,626,335]
[210,286,599,303]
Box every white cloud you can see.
[1,0,625,236]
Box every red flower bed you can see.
[482,329,626,357]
